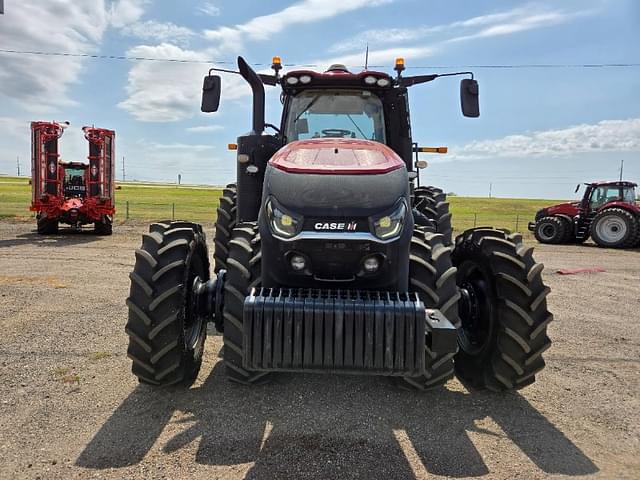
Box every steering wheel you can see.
[321,129,354,138]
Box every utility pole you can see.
[489,182,493,199]
[16,156,20,176]
[122,156,126,182]
[619,159,624,182]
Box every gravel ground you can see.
[0,220,638,479]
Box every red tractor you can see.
[125,56,552,393]
[529,181,640,248]
[30,121,116,235]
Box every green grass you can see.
[0,176,563,232]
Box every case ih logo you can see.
[314,221,358,231]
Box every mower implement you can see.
[126,56,552,392]
[30,121,116,234]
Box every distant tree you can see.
[447,192,457,197]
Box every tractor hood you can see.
[269,138,404,175]
[263,139,409,217]
[537,201,581,219]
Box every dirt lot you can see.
[0,220,638,479]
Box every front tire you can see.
[214,184,237,273]
[413,186,453,246]
[94,215,113,235]
[37,215,58,234]
[452,228,552,391]
[533,216,568,244]
[221,223,270,385]
[397,227,460,390]
[125,221,210,386]
[590,208,639,248]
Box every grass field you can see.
[0,176,563,233]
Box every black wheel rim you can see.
[540,224,555,240]
[457,262,494,356]
[185,249,207,350]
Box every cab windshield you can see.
[589,185,637,208]
[284,89,386,143]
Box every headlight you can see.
[286,76,299,85]
[364,75,377,85]
[371,201,407,240]
[377,78,391,87]
[266,199,302,238]
[299,75,312,84]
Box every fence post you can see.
[473,213,477,228]
[126,201,129,220]
[172,203,175,220]
[515,214,519,232]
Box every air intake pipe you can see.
[237,56,265,134]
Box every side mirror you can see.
[201,75,221,113]
[296,118,309,135]
[460,79,479,118]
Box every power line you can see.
[0,48,639,70]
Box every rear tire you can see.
[590,208,639,248]
[413,186,453,246]
[397,227,461,390]
[37,216,58,234]
[125,221,210,386]
[452,228,552,391]
[214,184,237,273]
[94,215,113,235]
[533,216,567,244]
[221,223,270,385]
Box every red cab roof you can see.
[269,138,405,175]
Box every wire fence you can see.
[1,200,534,233]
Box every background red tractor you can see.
[30,121,116,235]
[529,181,640,248]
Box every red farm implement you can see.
[30,121,116,235]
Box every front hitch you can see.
[192,270,226,332]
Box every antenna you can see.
[619,159,624,181]
[16,155,20,176]
[364,44,369,70]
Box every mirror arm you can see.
[207,68,279,87]
[398,71,474,87]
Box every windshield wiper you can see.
[293,95,321,124]
[346,114,367,139]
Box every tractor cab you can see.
[580,181,637,212]
[61,162,88,199]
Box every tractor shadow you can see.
[0,229,102,248]
[76,363,598,478]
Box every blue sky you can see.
[0,0,639,198]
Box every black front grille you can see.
[242,288,426,376]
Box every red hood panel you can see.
[270,139,404,174]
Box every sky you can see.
[0,0,639,199]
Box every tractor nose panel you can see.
[270,138,404,174]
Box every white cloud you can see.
[203,0,394,54]
[199,1,221,17]
[108,0,148,28]
[120,20,195,45]
[186,125,224,133]
[117,43,255,122]
[330,5,595,59]
[0,2,112,110]
[120,1,393,122]
[447,119,640,161]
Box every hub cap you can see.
[457,263,493,356]
[538,222,556,241]
[596,215,627,243]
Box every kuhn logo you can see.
[314,222,358,231]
